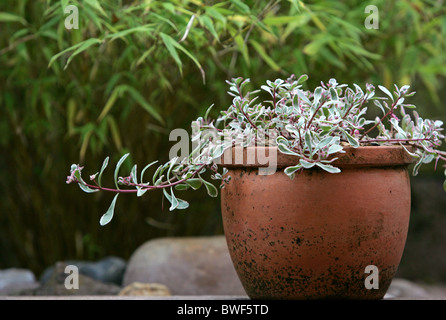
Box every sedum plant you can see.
[67,75,446,225]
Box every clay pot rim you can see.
[219,145,415,168]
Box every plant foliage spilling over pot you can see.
[67,74,446,224]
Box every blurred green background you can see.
[1,0,445,282]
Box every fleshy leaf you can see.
[114,153,130,189]
[74,170,99,193]
[163,188,179,211]
[100,194,119,226]
[378,85,394,101]
[316,162,341,173]
[300,159,316,169]
[185,178,202,190]
[284,164,302,179]
[98,156,109,187]
[201,179,218,197]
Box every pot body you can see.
[220,146,412,299]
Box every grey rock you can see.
[385,278,432,299]
[123,236,246,296]
[0,269,40,295]
[40,256,126,286]
[19,262,121,296]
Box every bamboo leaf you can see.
[160,32,183,75]
[263,16,301,26]
[199,15,219,42]
[64,38,103,70]
[0,12,27,25]
[123,86,164,124]
[229,0,250,14]
[105,25,154,42]
[166,34,206,83]
[250,40,281,72]
[234,34,250,67]
[97,87,119,122]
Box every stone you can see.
[123,236,246,296]
[119,282,171,296]
[385,278,431,299]
[18,262,121,296]
[0,269,40,295]
[40,256,126,286]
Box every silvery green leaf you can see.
[285,124,300,136]
[163,188,179,211]
[399,144,418,157]
[211,143,228,160]
[166,157,179,183]
[176,198,190,210]
[100,194,119,226]
[316,136,334,150]
[186,178,202,190]
[316,162,341,173]
[313,87,323,105]
[261,85,273,96]
[78,182,100,193]
[140,160,158,183]
[284,164,302,179]
[443,179,446,193]
[175,183,189,191]
[434,120,443,128]
[423,154,435,164]
[300,159,315,168]
[98,156,109,187]
[296,89,311,105]
[340,129,359,148]
[137,186,148,197]
[74,170,99,193]
[297,74,308,85]
[304,131,312,151]
[201,179,218,197]
[378,85,394,101]
[412,155,424,176]
[114,153,130,189]
[154,175,164,186]
[277,143,299,156]
[327,144,344,155]
[130,164,138,184]
[329,87,338,101]
[204,104,214,120]
[390,118,407,139]
[276,135,289,146]
[353,83,364,95]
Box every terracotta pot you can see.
[220,146,413,299]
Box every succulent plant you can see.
[67,75,446,225]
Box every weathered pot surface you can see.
[220,146,413,299]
